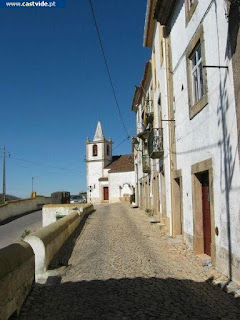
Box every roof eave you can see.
[131,86,142,112]
[141,61,152,92]
[154,0,176,25]
[143,0,157,48]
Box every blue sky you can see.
[0,0,150,198]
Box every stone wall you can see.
[42,203,93,227]
[0,242,35,320]
[0,204,94,318]
[0,196,52,224]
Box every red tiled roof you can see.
[105,154,134,173]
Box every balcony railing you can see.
[148,128,164,159]
[142,154,151,173]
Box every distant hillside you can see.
[0,194,20,202]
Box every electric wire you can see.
[88,0,130,140]
[113,137,130,151]
[7,156,84,174]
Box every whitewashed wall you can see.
[109,171,135,203]
[152,22,173,228]
[169,0,240,281]
[86,161,103,203]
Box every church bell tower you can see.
[86,121,113,203]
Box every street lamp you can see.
[131,136,141,152]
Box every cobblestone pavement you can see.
[19,203,240,319]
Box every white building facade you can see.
[132,0,240,284]
[86,121,135,204]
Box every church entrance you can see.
[103,187,109,200]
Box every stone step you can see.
[149,217,160,223]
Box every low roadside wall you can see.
[0,196,52,224]
[25,205,93,278]
[42,203,93,226]
[0,242,35,320]
[0,204,94,318]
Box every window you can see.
[190,42,203,104]
[93,144,98,156]
[160,40,164,66]
[106,144,110,156]
[185,0,198,24]
[159,26,164,66]
[188,0,195,10]
[186,25,208,119]
[152,47,157,88]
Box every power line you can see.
[8,156,85,173]
[113,137,130,151]
[9,156,68,170]
[88,0,130,139]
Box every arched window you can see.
[93,144,98,156]
[106,144,110,156]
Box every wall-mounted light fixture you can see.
[131,136,141,152]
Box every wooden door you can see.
[103,187,109,200]
[202,181,211,256]
[174,178,182,236]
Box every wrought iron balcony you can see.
[148,128,164,159]
[142,154,151,173]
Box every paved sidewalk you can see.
[19,203,240,319]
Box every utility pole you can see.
[2,146,6,203]
[31,175,38,197]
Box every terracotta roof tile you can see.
[105,154,134,173]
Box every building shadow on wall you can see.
[217,59,238,282]
[213,0,240,283]
[19,276,240,319]
[225,3,240,59]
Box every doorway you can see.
[172,176,183,236]
[103,187,109,200]
[192,159,215,262]
[160,172,167,222]
[153,173,160,216]
[199,171,211,256]
[193,169,213,256]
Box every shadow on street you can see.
[19,276,240,319]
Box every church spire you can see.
[93,121,105,141]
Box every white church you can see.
[86,121,135,204]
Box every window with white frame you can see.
[190,42,204,104]
[186,25,208,119]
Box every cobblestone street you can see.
[19,203,240,319]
